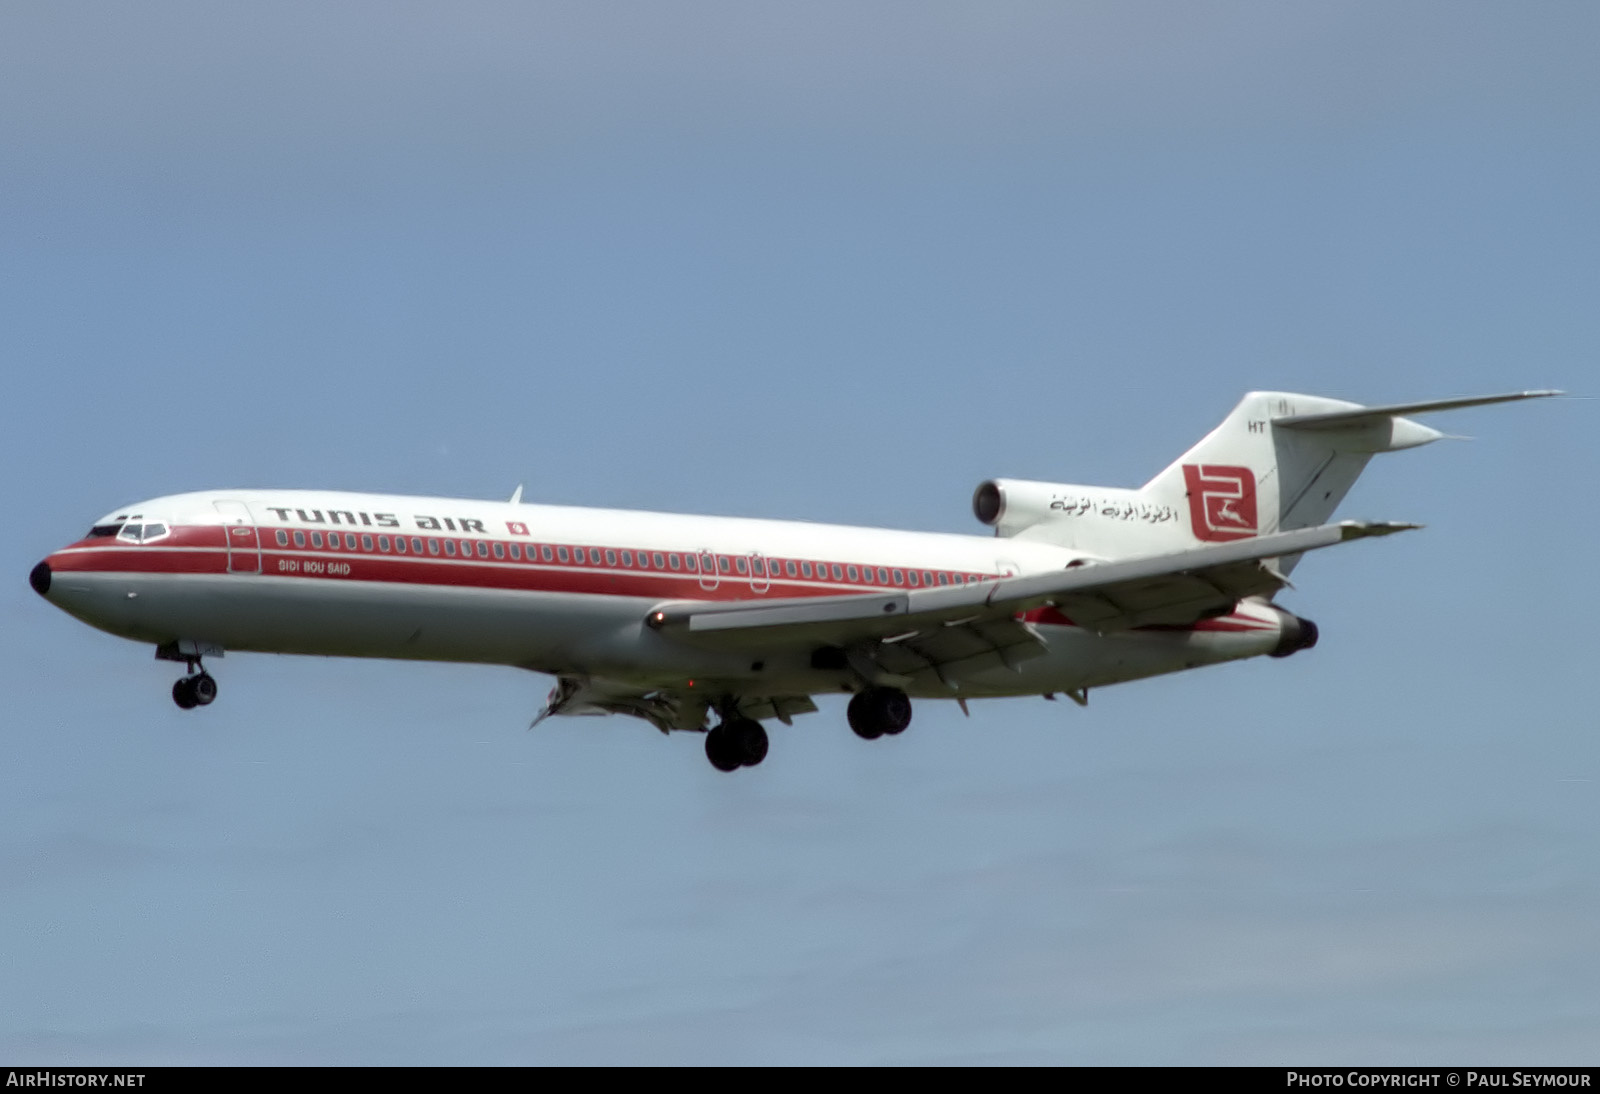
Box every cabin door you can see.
[214,500,262,574]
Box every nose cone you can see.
[29,560,51,597]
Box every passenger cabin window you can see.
[605,549,617,566]
[476,541,488,558]
[362,534,374,551]
[669,554,681,570]
[294,531,306,547]
[276,530,289,546]
[445,541,457,557]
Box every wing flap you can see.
[871,616,1049,682]
[531,675,816,733]
[735,694,819,724]
[1052,555,1297,631]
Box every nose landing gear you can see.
[156,641,224,711]
[172,670,218,710]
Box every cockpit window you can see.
[88,523,123,538]
[116,521,170,544]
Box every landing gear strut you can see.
[157,642,222,711]
[171,666,218,710]
[847,686,912,740]
[705,716,768,772]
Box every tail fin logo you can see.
[1181,464,1258,541]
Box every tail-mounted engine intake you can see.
[973,478,1084,537]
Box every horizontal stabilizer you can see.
[1275,390,1562,430]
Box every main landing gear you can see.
[700,687,914,771]
[704,716,769,772]
[847,686,912,740]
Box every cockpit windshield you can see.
[87,514,132,538]
[110,518,170,544]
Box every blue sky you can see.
[2,3,1595,1064]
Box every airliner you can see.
[29,390,1555,771]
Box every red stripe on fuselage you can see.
[50,525,1270,631]
[49,527,935,603]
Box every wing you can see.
[647,520,1416,681]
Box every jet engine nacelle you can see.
[1268,610,1319,658]
[974,478,1086,537]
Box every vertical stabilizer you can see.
[1138,389,1556,571]
[994,390,1555,568]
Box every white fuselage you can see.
[38,489,1291,706]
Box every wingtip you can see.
[1338,520,1424,539]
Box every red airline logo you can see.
[1181,464,1258,541]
